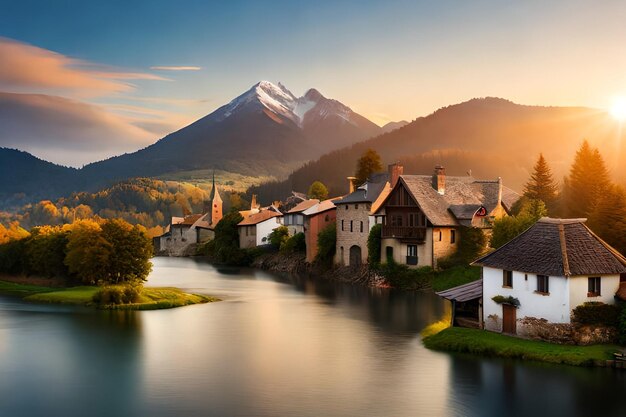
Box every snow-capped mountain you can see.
[76,81,381,187]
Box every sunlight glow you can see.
[610,97,626,121]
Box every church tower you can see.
[205,172,223,226]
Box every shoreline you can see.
[0,279,219,310]
[423,327,624,368]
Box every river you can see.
[0,257,624,417]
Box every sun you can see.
[610,97,626,121]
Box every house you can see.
[283,199,319,235]
[474,217,626,334]
[334,163,401,266]
[238,209,283,248]
[373,166,519,269]
[155,175,223,256]
[303,199,338,262]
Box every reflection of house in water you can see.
[154,175,223,256]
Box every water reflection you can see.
[1,257,625,417]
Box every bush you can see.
[315,222,336,266]
[491,295,520,308]
[380,260,433,290]
[281,232,305,253]
[572,302,621,327]
[438,226,487,269]
[268,226,289,249]
[93,284,142,305]
[619,307,626,345]
[367,224,382,266]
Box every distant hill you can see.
[381,120,409,133]
[250,97,622,203]
[0,148,77,208]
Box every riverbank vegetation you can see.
[0,280,216,310]
[423,327,621,367]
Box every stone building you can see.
[373,166,519,269]
[334,164,401,266]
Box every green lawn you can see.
[423,327,620,367]
[0,280,218,310]
[432,266,481,292]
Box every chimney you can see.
[388,162,404,188]
[497,177,503,205]
[432,165,446,195]
[251,194,259,210]
[347,176,357,193]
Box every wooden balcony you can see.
[381,226,427,242]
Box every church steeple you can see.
[205,171,223,226]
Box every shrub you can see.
[380,260,433,290]
[268,226,289,249]
[491,295,520,308]
[438,226,487,269]
[93,284,142,306]
[281,232,305,253]
[315,222,336,266]
[572,302,621,327]
[367,224,382,266]
[619,307,626,345]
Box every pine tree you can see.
[523,154,558,210]
[355,149,383,185]
[588,184,626,255]
[563,141,611,218]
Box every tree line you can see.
[492,141,626,254]
[0,218,153,286]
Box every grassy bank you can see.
[423,327,620,367]
[0,280,218,310]
[432,266,480,292]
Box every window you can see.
[350,220,353,232]
[502,270,513,288]
[390,215,403,227]
[406,245,418,265]
[325,214,330,222]
[408,213,418,227]
[246,227,249,236]
[450,230,456,244]
[438,230,442,241]
[536,275,549,294]
[360,221,364,233]
[355,204,359,209]
[345,205,348,210]
[588,277,601,297]
[341,220,344,231]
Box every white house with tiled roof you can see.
[474,218,626,334]
[373,166,519,269]
[238,209,282,248]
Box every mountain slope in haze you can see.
[0,148,78,208]
[381,120,409,133]
[78,81,382,188]
[250,97,622,203]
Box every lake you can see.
[0,257,624,417]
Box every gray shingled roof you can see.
[436,279,483,302]
[473,218,626,277]
[397,175,519,226]
[335,173,389,205]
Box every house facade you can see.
[284,199,319,235]
[303,199,337,262]
[238,210,282,248]
[474,217,626,334]
[334,164,400,266]
[374,166,519,269]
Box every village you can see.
[153,146,626,366]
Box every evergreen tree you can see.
[588,184,626,255]
[563,141,611,218]
[355,149,383,185]
[523,154,558,211]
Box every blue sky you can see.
[2,0,626,165]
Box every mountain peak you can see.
[304,88,324,102]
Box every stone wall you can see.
[432,227,457,267]
[516,317,618,345]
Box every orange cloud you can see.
[0,37,165,97]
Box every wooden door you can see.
[502,304,516,334]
